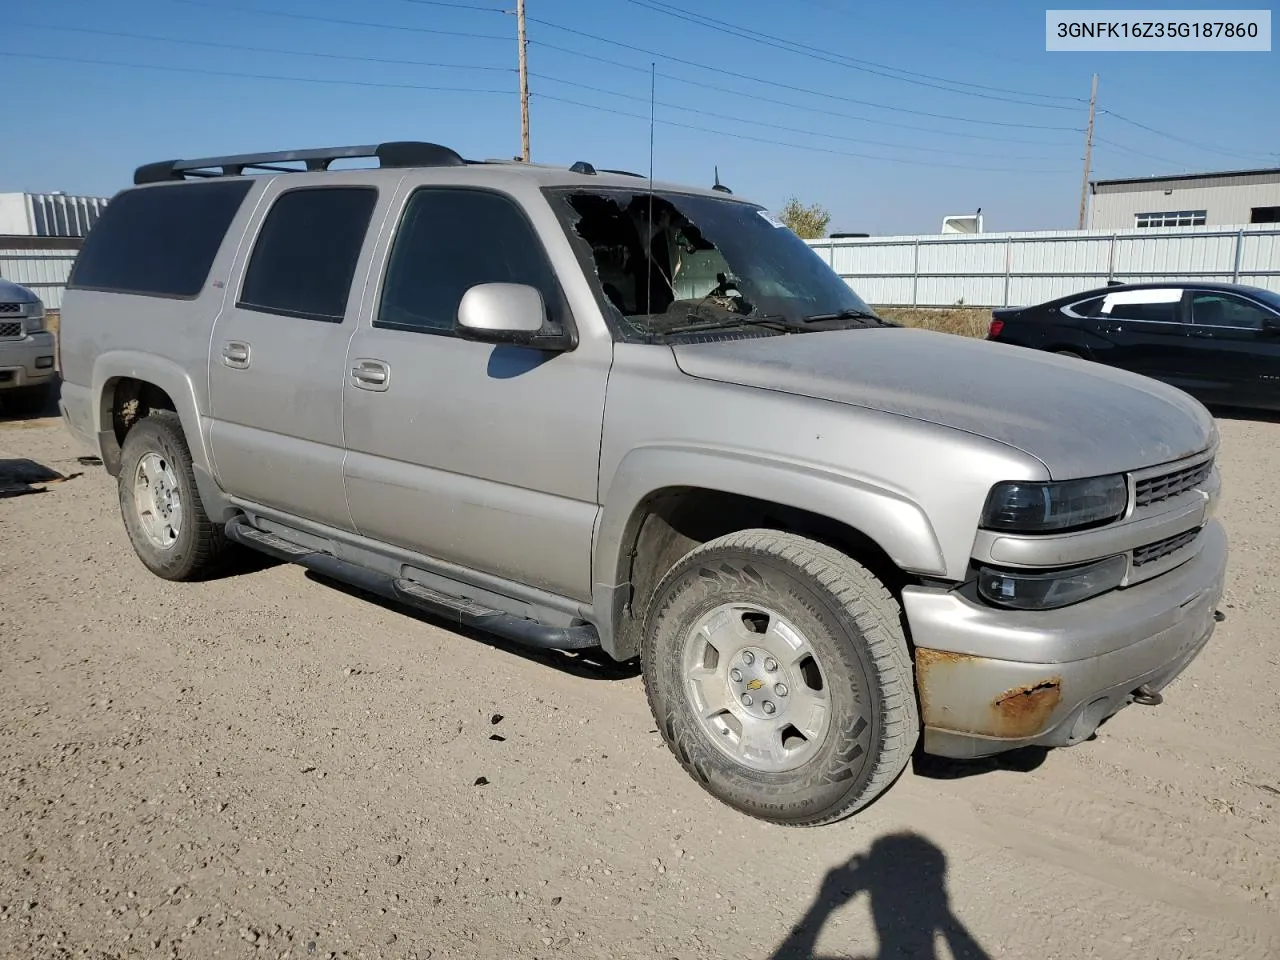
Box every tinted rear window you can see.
[1107,301,1180,323]
[238,186,377,322]
[68,180,252,298]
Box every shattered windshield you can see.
[549,188,886,340]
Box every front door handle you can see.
[221,341,251,368]
[351,358,390,391]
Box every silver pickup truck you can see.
[0,278,57,414]
[57,142,1227,825]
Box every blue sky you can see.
[1,0,1276,233]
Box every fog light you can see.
[35,356,54,369]
[978,555,1127,610]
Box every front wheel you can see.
[641,530,919,826]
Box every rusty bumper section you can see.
[903,519,1227,760]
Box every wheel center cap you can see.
[727,645,792,721]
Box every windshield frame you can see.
[542,184,877,344]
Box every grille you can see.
[1135,459,1213,507]
[0,321,22,338]
[0,303,20,314]
[1133,528,1201,567]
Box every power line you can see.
[624,0,1084,107]
[0,50,513,95]
[170,0,509,41]
[524,16,1082,131]
[2,21,514,72]
[382,0,505,8]
[1102,110,1280,164]
[1092,137,1181,167]
[534,93,1074,173]
[529,40,1080,146]
[530,73,1068,161]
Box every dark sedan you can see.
[986,281,1280,410]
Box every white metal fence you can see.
[808,224,1280,308]
[5,223,1280,314]
[0,246,79,310]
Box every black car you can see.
[986,281,1280,410]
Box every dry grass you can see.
[875,306,992,339]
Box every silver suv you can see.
[0,278,56,414]
[57,141,1227,825]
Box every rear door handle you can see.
[351,358,390,391]
[221,341,251,368]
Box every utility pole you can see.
[1077,72,1098,229]
[517,0,530,162]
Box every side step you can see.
[224,516,599,651]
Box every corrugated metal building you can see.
[1088,168,1280,230]
[0,191,110,238]
[808,224,1280,308]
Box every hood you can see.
[0,278,38,303]
[671,328,1215,479]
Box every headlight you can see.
[23,301,45,332]
[981,475,1127,533]
[978,555,1127,610]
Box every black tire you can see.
[642,529,919,826]
[2,382,52,416]
[117,410,228,581]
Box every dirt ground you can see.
[1,407,1277,960]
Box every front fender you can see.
[589,444,947,657]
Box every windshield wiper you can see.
[657,313,794,336]
[801,308,892,326]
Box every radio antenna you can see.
[645,60,655,321]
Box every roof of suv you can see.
[132,140,746,202]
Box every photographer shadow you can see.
[771,832,991,960]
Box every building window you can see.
[1134,210,1207,228]
[1251,206,1280,224]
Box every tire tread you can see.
[641,528,919,827]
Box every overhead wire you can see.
[1102,110,1280,164]
[623,0,1085,106]
[523,16,1083,131]
[530,73,1069,160]
[0,50,514,95]
[534,93,1074,173]
[527,40,1081,145]
[170,0,509,41]
[1,20,515,72]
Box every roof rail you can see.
[133,141,466,185]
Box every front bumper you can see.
[0,331,57,390]
[903,518,1227,759]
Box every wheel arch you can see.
[591,447,946,661]
[91,352,236,522]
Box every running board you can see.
[224,516,599,651]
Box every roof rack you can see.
[133,141,467,185]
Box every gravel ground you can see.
[1,410,1277,960]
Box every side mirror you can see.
[1262,316,1280,336]
[456,282,574,351]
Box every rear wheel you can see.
[641,529,918,826]
[118,410,227,581]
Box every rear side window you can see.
[68,180,252,298]
[238,186,377,322]
[1106,301,1180,323]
